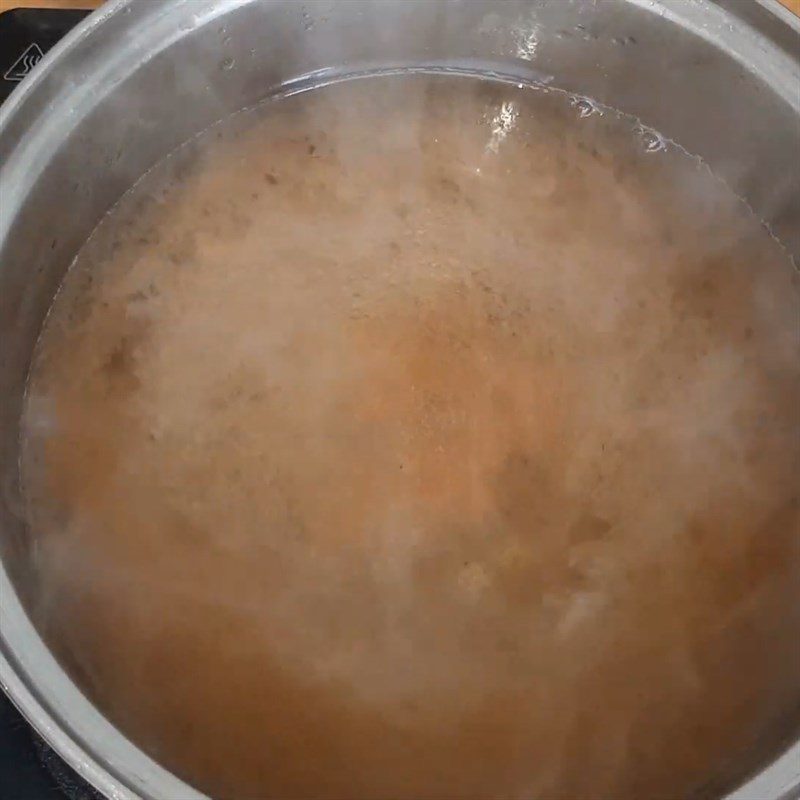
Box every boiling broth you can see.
[21,76,800,799]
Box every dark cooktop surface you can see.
[2,11,104,800]
[0,692,102,800]
[0,7,90,103]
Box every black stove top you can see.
[0,7,91,103]
[2,11,104,799]
[0,692,102,800]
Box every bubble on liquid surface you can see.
[636,122,667,153]
[571,95,602,119]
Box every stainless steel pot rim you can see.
[0,2,798,799]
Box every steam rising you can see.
[20,76,800,800]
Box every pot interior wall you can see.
[0,1,798,798]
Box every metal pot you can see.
[1,1,798,798]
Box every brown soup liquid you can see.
[21,76,800,799]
